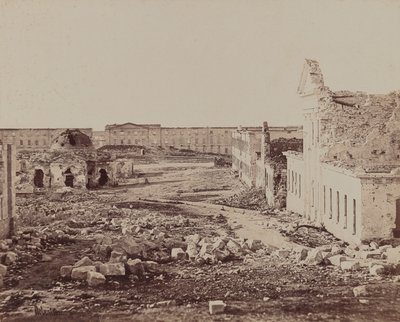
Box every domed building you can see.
[16,129,134,192]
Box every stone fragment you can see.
[360,250,381,260]
[0,264,7,276]
[99,263,125,276]
[186,243,199,260]
[246,239,263,251]
[226,239,241,255]
[296,248,309,261]
[185,234,201,245]
[327,255,347,267]
[127,258,145,276]
[109,250,127,263]
[277,249,291,258]
[370,242,379,250]
[119,236,143,257]
[74,256,94,268]
[87,271,106,286]
[209,300,226,315]
[353,285,368,297]
[60,265,73,278]
[386,247,400,263]
[4,251,17,265]
[369,264,385,276]
[213,248,231,261]
[41,254,52,262]
[304,249,324,265]
[71,266,96,280]
[340,260,361,271]
[212,239,225,250]
[199,243,213,257]
[171,248,187,261]
[143,261,159,273]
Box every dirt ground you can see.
[1,160,400,322]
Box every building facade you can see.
[104,123,264,155]
[0,128,93,150]
[285,59,400,244]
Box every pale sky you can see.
[1,0,400,130]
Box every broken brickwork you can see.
[16,129,134,193]
[285,59,400,244]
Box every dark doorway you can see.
[33,169,44,188]
[98,169,109,186]
[394,199,400,238]
[64,168,74,188]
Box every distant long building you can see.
[0,128,93,150]
[100,123,302,155]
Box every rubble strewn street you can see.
[0,158,400,321]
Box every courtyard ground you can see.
[1,159,400,321]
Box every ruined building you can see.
[285,59,400,243]
[231,124,303,202]
[0,128,93,150]
[16,129,133,193]
[0,144,16,238]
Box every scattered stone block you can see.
[360,250,381,260]
[0,264,7,276]
[185,234,201,245]
[212,239,225,250]
[60,265,73,278]
[143,261,159,273]
[277,249,291,258]
[327,255,347,267]
[74,256,94,268]
[386,248,400,263]
[99,263,125,276]
[246,239,263,251]
[119,236,143,257]
[353,285,368,297]
[41,254,52,262]
[369,264,385,276]
[127,258,144,276]
[370,242,379,250]
[186,243,199,260]
[4,251,17,265]
[171,248,187,261]
[226,239,241,254]
[296,248,309,261]
[109,250,127,263]
[341,260,361,271]
[199,243,213,257]
[87,271,106,286]
[305,249,324,265]
[71,266,96,280]
[209,300,226,315]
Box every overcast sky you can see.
[1,0,400,130]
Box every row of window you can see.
[287,170,301,198]
[323,186,356,235]
[19,139,47,146]
[113,130,230,135]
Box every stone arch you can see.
[64,168,74,188]
[33,169,44,188]
[98,168,109,186]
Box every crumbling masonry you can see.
[285,59,400,244]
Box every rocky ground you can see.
[0,160,400,321]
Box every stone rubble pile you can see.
[275,242,400,278]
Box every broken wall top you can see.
[50,129,94,151]
[302,60,400,172]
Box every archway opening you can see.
[33,169,44,188]
[64,168,74,188]
[98,169,109,186]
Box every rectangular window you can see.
[344,195,348,229]
[299,175,301,197]
[35,140,39,146]
[20,140,23,146]
[28,140,31,146]
[353,199,356,235]
[291,171,294,193]
[337,191,340,223]
[225,148,228,154]
[329,188,332,219]
[121,139,124,145]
